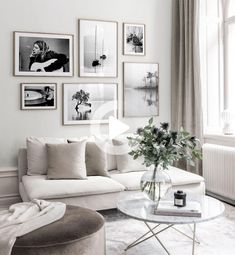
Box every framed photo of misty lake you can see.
[123,62,159,117]
[21,83,57,110]
[14,31,73,76]
[79,19,117,77]
[123,23,145,56]
[63,83,118,125]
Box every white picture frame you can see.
[79,19,118,77]
[63,83,118,125]
[123,23,145,56]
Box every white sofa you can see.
[18,147,205,211]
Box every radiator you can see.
[203,143,235,202]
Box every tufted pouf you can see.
[11,205,105,255]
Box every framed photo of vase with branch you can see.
[123,23,145,56]
[79,19,118,77]
[123,62,159,117]
[63,83,118,125]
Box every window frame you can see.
[201,0,224,134]
[203,0,235,138]
[224,1,235,110]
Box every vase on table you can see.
[140,165,172,208]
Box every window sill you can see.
[203,133,235,147]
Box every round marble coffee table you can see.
[117,194,225,255]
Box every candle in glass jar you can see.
[174,190,186,207]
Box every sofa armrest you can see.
[18,148,27,182]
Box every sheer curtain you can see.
[171,0,203,174]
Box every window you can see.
[224,0,235,110]
[200,0,235,134]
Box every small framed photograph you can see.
[21,83,57,110]
[123,23,145,56]
[123,62,159,117]
[79,19,118,77]
[14,31,73,76]
[63,83,118,125]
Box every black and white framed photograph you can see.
[123,62,159,117]
[21,83,57,110]
[63,83,118,125]
[79,19,117,77]
[14,31,73,76]
[123,23,145,55]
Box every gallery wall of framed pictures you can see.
[15,18,159,125]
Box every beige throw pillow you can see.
[27,137,66,175]
[112,138,148,173]
[86,142,109,176]
[47,142,87,179]
[68,140,109,177]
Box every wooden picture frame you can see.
[14,31,74,76]
[63,83,118,125]
[123,62,159,117]
[79,19,118,77]
[21,83,57,110]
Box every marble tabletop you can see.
[117,193,225,225]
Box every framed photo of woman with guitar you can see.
[14,31,74,76]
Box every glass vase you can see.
[140,165,172,207]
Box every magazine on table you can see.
[154,200,202,217]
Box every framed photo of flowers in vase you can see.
[123,23,145,56]
[63,83,118,125]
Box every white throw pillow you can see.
[66,136,89,142]
[47,141,87,179]
[106,153,117,171]
[27,137,66,175]
[112,137,148,173]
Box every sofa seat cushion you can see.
[111,171,146,191]
[22,175,125,200]
[110,166,204,191]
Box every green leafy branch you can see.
[127,117,202,169]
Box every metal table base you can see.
[125,222,199,255]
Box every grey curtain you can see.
[171,0,203,175]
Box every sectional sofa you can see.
[18,137,205,211]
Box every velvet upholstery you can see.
[12,205,105,255]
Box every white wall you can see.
[0,0,172,167]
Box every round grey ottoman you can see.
[12,205,105,255]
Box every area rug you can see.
[101,203,235,255]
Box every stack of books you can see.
[154,200,202,217]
